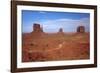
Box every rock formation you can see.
[58,28,64,34]
[77,26,85,33]
[59,28,63,32]
[31,23,44,37]
[33,23,43,33]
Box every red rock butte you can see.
[77,26,85,33]
[32,23,43,33]
[31,23,85,34]
[22,23,89,62]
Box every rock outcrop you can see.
[77,26,85,33]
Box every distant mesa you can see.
[32,23,43,33]
[31,23,85,33]
[59,28,63,32]
[31,23,44,37]
[58,28,64,34]
[77,26,85,33]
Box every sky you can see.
[22,10,90,33]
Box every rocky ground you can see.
[22,32,90,62]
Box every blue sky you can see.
[22,10,90,33]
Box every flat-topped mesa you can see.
[31,23,44,38]
[58,28,64,35]
[77,26,85,33]
[33,23,43,32]
[32,23,43,33]
[59,28,63,33]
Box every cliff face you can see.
[32,23,85,33]
[32,23,43,33]
[30,23,44,37]
[77,26,85,33]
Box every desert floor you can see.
[22,32,90,62]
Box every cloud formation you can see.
[23,18,90,33]
[39,18,90,33]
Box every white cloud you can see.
[23,18,90,33]
[38,11,47,14]
[39,18,90,32]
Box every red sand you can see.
[22,32,90,62]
